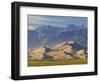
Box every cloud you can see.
[28,15,87,30]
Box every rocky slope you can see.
[28,24,87,49]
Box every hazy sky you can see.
[28,15,88,30]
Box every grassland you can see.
[28,59,88,66]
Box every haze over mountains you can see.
[28,24,87,50]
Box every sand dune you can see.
[28,41,87,60]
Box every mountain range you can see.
[28,24,87,50]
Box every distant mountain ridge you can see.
[28,24,87,49]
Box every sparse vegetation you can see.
[28,59,87,66]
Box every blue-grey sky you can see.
[28,15,88,30]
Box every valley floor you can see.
[28,59,87,66]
